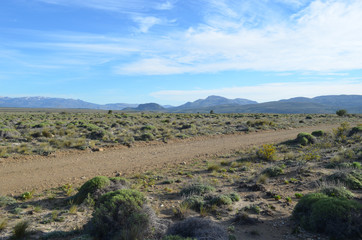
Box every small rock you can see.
[92,147,104,152]
[115,172,122,177]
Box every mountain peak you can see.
[173,95,257,110]
[205,95,227,100]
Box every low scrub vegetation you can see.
[293,193,362,239]
[0,119,361,240]
[0,110,359,158]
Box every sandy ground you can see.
[0,124,339,195]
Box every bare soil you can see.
[0,124,339,195]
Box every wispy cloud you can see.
[133,16,162,33]
[6,0,362,76]
[38,0,175,12]
[155,1,176,10]
[117,0,362,75]
[150,80,362,103]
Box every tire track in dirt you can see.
[0,124,339,195]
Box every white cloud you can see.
[117,0,362,75]
[276,0,309,8]
[150,80,362,103]
[115,58,189,75]
[10,0,362,76]
[133,16,162,33]
[38,0,151,12]
[155,1,176,10]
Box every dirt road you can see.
[0,124,339,195]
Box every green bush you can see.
[320,185,354,199]
[327,171,362,190]
[263,166,284,177]
[138,132,155,141]
[349,126,362,136]
[182,196,205,212]
[311,130,324,137]
[336,109,347,116]
[0,196,17,207]
[21,191,34,200]
[352,162,361,169]
[228,192,240,202]
[296,133,316,146]
[244,204,261,214]
[73,176,111,204]
[87,130,107,140]
[0,128,20,139]
[293,193,362,239]
[208,195,233,206]
[91,189,149,239]
[180,183,215,197]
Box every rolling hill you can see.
[0,95,361,113]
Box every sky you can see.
[1,0,362,105]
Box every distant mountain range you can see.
[0,97,137,110]
[0,95,361,114]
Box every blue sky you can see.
[1,0,361,105]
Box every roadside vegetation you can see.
[0,110,360,158]
[0,112,361,239]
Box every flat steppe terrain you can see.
[0,114,361,240]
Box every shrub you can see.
[295,193,303,199]
[182,196,205,212]
[234,210,259,225]
[166,217,228,240]
[311,130,324,137]
[91,189,167,239]
[0,128,20,139]
[0,196,17,207]
[207,164,221,172]
[87,130,106,140]
[293,193,362,239]
[138,132,155,141]
[21,191,34,200]
[352,162,361,169]
[333,122,350,142]
[92,177,129,201]
[229,192,240,202]
[336,109,347,116]
[12,221,30,239]
[263,166,284,177]
[296,133,316,146]
[73,176,111,204]
[208,195,233,206]
[180,183,215,197]
[244,204,261,214]
[327,171,362,190]
[256,144,276,161]
[349,126,362,136]
[141,125,155,131]
[320,185,354,199]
